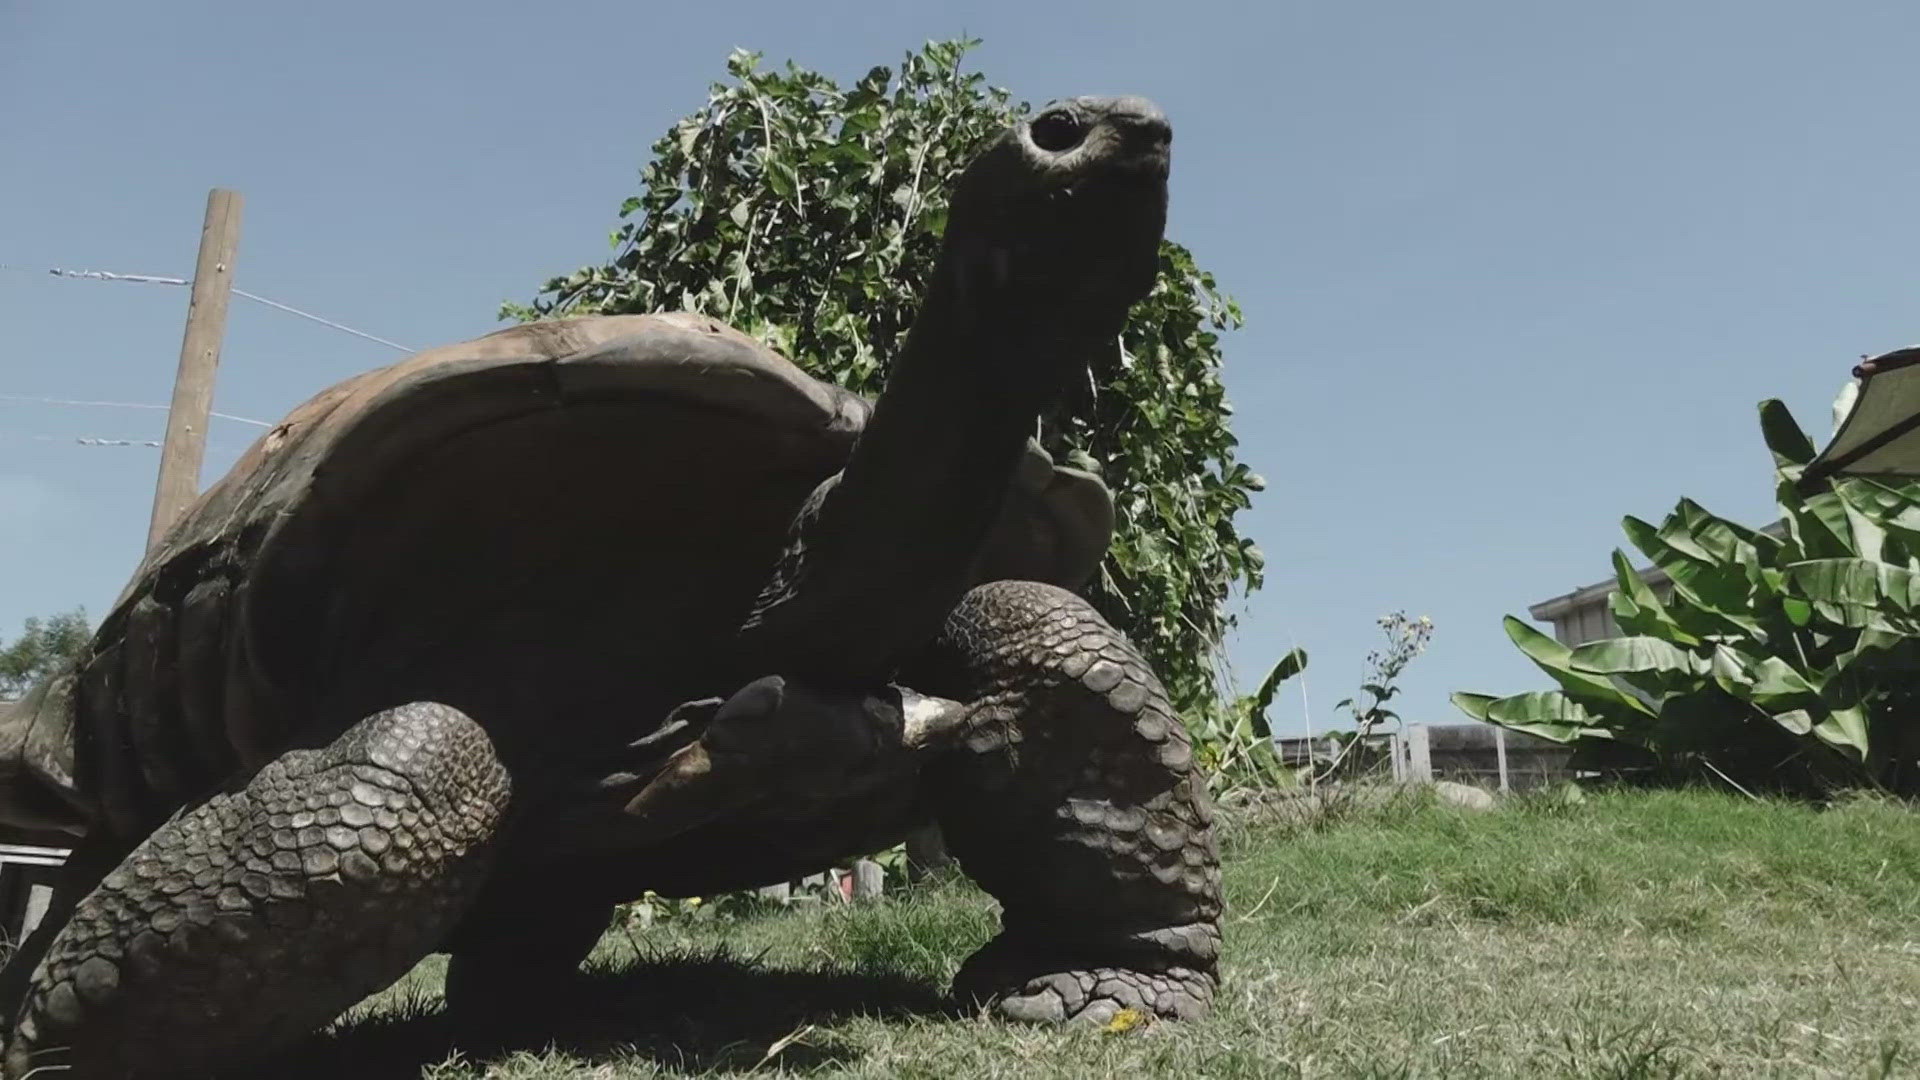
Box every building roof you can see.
[1528,519,1788,621]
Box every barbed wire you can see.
[0,432,249,453]
[13,433,160,447]
[3,267,188,286]
[0,264,415,353]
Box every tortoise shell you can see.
[0,313,1111,838]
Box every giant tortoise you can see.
[0,95,1221,1076]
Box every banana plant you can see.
[1454,400,1920,796]
[1193,647,1307,790]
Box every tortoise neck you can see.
[735,262,1109,685]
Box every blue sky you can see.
[3,2,1917,736]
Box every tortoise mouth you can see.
[1021,170,1166,309]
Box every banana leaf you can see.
[1785,558,1920,628]
[1451,689,1613,743]
[1501,616,1654,719]
[1813,705,1870,759]
[1760,398,1817,471]
[1568,635,1707,696]
[1243,647,1307,740]
[1707,644,1821,714]
[1607,549,1701,645]
[1622,516,1764,638]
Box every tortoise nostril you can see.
[1115,112,1172,152]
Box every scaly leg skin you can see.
[2,702,510,1079]
[909,581,1223,1025]
[0,836,127,1045]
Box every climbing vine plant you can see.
[505,39,1262,716]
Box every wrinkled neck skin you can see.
[735,242,1124,688]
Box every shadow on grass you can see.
[235,948,958,1078]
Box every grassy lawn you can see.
[268,788,1920,1078]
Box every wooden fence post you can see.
[851,859,885,901]
[147,188,242,551]
[1494,725,1510,792]
[1407,723,1433,783]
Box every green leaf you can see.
[1775,461,1853,561]
[1832,478,1920,565]
[1707,645,1819,712]
[1621,516,1763,638]
[1567,635,1698,673]
[1243,647,1306,739]
[1834,477,1920,531]
[1812,704,1870,759]
[1771,708,1815,735]
[1782,596,1813,626]
[1456,689,1610,743]
[1802,493,1857,557]
[1758,398,1816,470]
[1832,626,1914,681]
[1568,635,1706,696]
[1451,691,1494,722]
[1607,549,1703,646]
[1785,558,1920,622]
[1669,498,1778,583]
[1837,492,1889,562]
[764,160,797,199]
[1502,616,1654,718]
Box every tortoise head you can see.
[942,96,1171,329]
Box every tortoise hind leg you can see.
[910,581,1222,1024]
[2,701,510,1079]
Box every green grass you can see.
[266,788,1920,1078]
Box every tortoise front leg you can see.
[0,834,127,1046]
[2,702,510,1079]
[440,895,615,1036]
[626,581,1221,1023]
[907,580,1222,1023]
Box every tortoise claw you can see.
[619,676,966,842]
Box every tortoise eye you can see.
[1029,110,1085,152]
